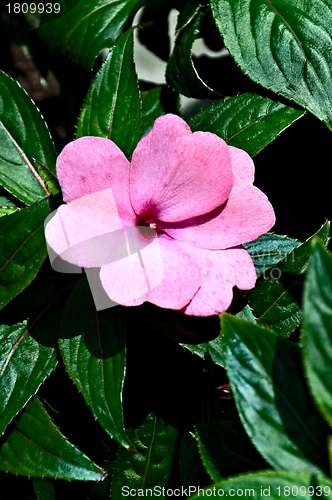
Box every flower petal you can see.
[163,147,275,249]
[130,114,233,223]
[57,136,135,225]
[143,237,202,309]
[182,245,257,316]
[45,189,128,268]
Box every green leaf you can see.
[39,0,146,70]
[196,421,263,481]
[58,275,131,449]
[243,232,300,276]
[210,0,332,129]
[0,322,57,437]
[0,196,60,310]
[176,0,201,31]
[0,277,67,436]
[221,314,329,475]
[76,28,141,157]
[0,72,56,205]
[141,85,179,137]
[111,412,178,498]
[189,471,332,499]
[189,93,305,157]
[166,10,221,99]
[0,398,104,480]
[179,431,206,489]
[0,206,21,218]
[248,222,330,337]
[302,239,332,427]
[181,334,225,368]
[32,478,56,500]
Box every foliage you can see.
[1,0,332,498]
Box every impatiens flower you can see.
[45,114,275,316]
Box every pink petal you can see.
[163,147,275,249]
[182,245,257,316]
[57,136,136,225]
[129,114,233,223]
[45,189,128,268]
[100,228,164,305]
[143,237,202,309]
[101,236,202,310]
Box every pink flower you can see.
[45,114,275,316]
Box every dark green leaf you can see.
[181,334,225,368]
[302,239,332,427]
[39,0,146,70]
[0,398,104,480]
[58,275,131,449]
[196,421,263,481]
[0,322,57,437]
[243,232,300,276]
[76,28,141,157]
[0,196,60,310]
[221,314,329,475]
[210,0,332,129]
[190,471,332,499]
[0,277,67,436]
[166,11,221,99]
[248,222,330,337]
[32,160,60,196]
[0,207,20,218]
[0,72,56,204]
[189,93,304,157]
[32,478,56,500]
[111,412,178,498]
[179,431,206,489]
[176,0,201,31]
[141,85,179,137]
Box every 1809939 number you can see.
[6,3,60,14]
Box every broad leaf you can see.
[243,232,300,276]
[302,239,332,427]
[111,412,177,498]
[196,421,264,481]
[180,432,206,489]
[39,0,146,70]
[141,85,179,137]
[166,10,221,99]
[190,471,332,499]
[189,93,305,157]
[76,28,141,157]
[58,275,131,449]
[181,335,225,368]
[0,277,66,436]
[0,398,104,481]
[248,222,330,337]
[221,314,329,475]
[0,72,56,204]
[211,0,332,129]
[0,196,60,310]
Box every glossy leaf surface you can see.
[0,72,56,204]
[58,275,131,449]
[111,412,178,498]
[302,240,332,427]
[0,398,104,480]
[76,28,141,157]
[189,93,305,157]
[221,314,329,475]
[211,0,332,128]
[0,196,60,310]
